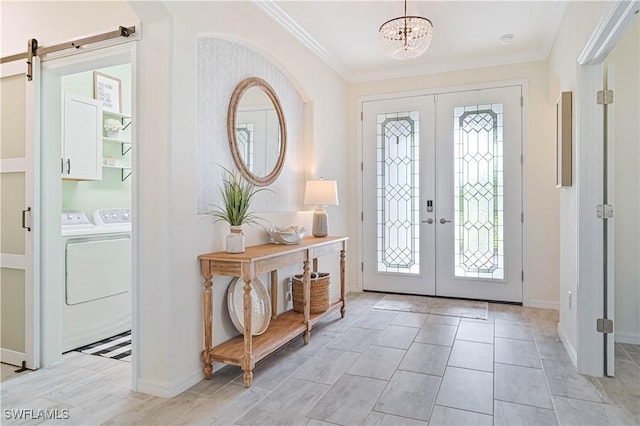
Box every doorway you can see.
[362,85,523,303]
[39,44,136,369]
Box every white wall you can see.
[349,60,559,308]
[130,1,350,395]
[546,1,609,361]
[606,18,640,344]
[0,1,138,56]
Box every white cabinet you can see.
[62,93,102,180]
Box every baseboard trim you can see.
[135,369,204,398]
[557,322,578,367]
[615,331,640,345]
[524,299,559,310]
[1,348,26,367]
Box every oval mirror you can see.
[227,77,286,186]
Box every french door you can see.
[362,86,523,302]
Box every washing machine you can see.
[61,209,132,352]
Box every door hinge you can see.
[521,270,524,282]
[520,96,524,107]
[361,111,363,121]
[361,262,364,272]
[361,212,363,221]
[596,318,614,334]
[596,204,614,219]
[521,155,524,165]
[361,162,363,171]
[597,90,614,105]
[521,213,524,223]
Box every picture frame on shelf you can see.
[93,71,122,113]
[556,91,572,188]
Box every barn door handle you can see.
[22,207,32,231]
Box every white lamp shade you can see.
[304,180,339,206]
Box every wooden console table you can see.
[198,236,348,388]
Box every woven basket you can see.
[292,272,330,314]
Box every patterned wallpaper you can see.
[197,36,305,214]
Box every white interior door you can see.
[0,60,40,369]
[362,86,523,303]
[362,96,436,295]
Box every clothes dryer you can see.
[61,209,131,352]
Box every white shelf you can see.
[103,111,131,119]
[102,137,131,144]
[101,113,132,177]
[103,164,131,170]
[102,164,132,181]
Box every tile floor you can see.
[1,292,639,425]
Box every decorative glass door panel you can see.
[454,105,504,280]
[235,123,254,171]
[377,112,420,275]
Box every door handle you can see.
[421,218,434,224]
[66,159,71,174]
[22,207,32,232]
[440,218,452,224]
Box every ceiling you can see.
[256,1,568,82]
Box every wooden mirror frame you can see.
[227,77,287,187]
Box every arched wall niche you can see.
[197,36,306,214]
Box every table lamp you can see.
[304,179,339,237]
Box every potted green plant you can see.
[209,167,267,253]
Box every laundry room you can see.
[59,63,133,361]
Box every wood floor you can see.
[2,292,639,425]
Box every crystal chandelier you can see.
[379,0,433,60]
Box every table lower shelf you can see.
[209,300,343,367]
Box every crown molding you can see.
[351,50,550,83]
[254,0,353,81]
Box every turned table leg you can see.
[270,270,278,320]
[340,244,346,318]
[303,255,311,344]
[201,264,213,379]
[241,268,255,387]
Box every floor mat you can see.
[373,294,488,320]
[74,330,131,362]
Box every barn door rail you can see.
[1,26,136,80]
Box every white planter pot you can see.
[226,226,245,253]
[106,130,120,139]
